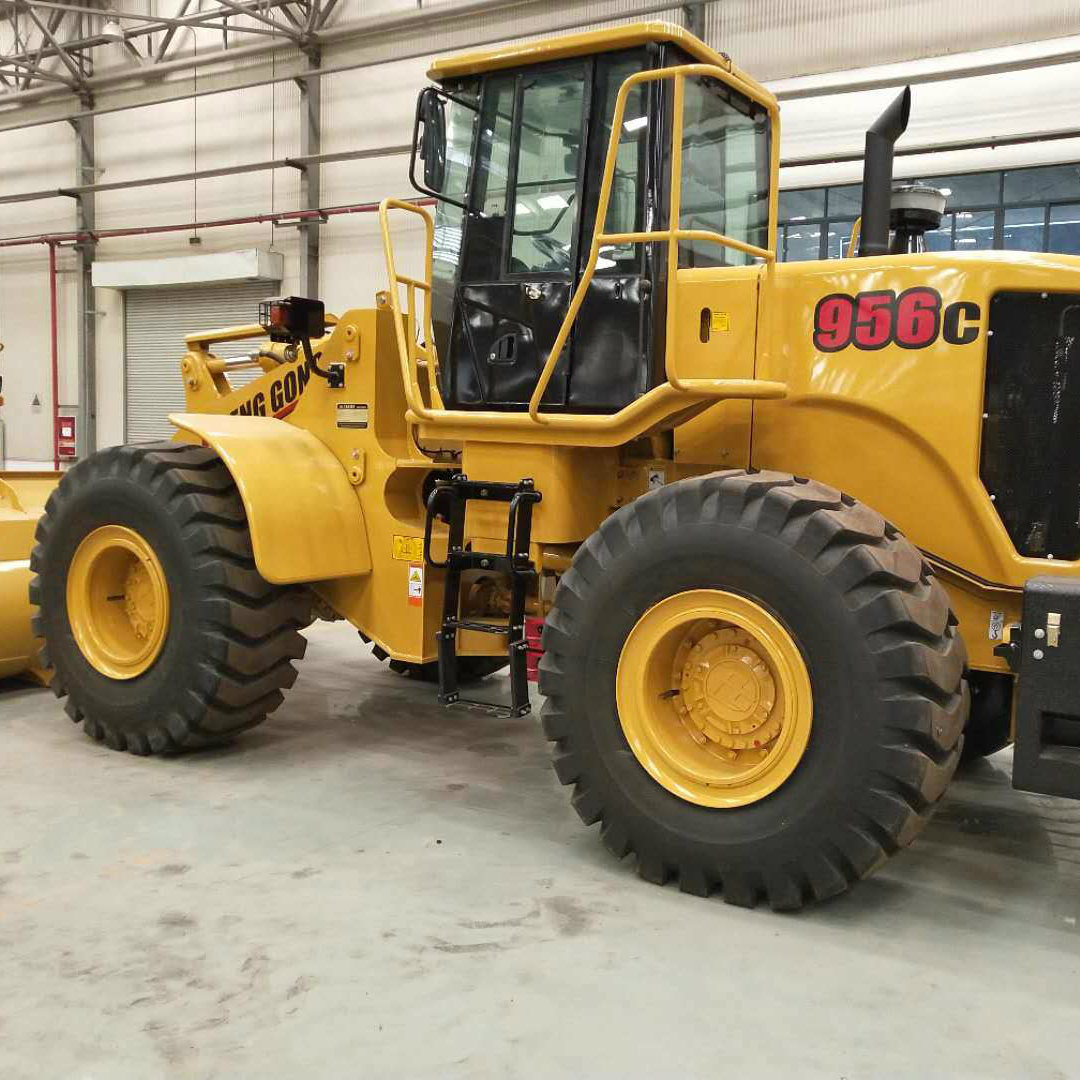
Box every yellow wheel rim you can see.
[616,590,813,809]
[66,525,170,680]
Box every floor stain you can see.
[286,974,315,999]
[142,1019,187,1066]
[543,896,592,937]
[158,911,197,932]
[466,740,520,758]
[459,903,540,931]
[431,939,505,954]
[155,863,190,877]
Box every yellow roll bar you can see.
[379,61,786,446]
[528,63,780,420]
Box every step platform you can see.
[423,474,541,719]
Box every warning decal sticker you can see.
[408,563,424,606]
[393,535,425,562]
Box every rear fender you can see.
[169,413,371,585]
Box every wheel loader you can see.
[23,22,1080,908]
[0,470,55,683]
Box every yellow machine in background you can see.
[0,473,56,681]
[28,23,1080,909]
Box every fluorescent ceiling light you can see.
[623,116,648,132]
[537,193,568,211]
[515,202,532,216]
[790,215,807,222]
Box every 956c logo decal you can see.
[813,288,981,353]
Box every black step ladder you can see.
[423,474,541,718]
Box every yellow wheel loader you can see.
[1,471,56,682]
[28,23,1080,908]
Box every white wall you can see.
[2,2,1080,466]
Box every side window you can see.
[508,66,586,275]
[589,54,648,274]
[461,74,515,282]
[678,78,771,268]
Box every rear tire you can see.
[30,442,308,754]
[540,470,968,910]
[959,671,1013,764]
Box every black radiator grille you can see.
[982,291,1080,561]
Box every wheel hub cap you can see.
[616,590,814,809]
[675,628,781,754]
[66,525,170,680]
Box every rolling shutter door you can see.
[124,281,275,442]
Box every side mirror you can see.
[409,85,474,210]
[418,87,447,194]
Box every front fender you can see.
[169,413,371,585]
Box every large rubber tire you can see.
[959,670,1013,764]
[30,441,309,754]
[540,470,968,910]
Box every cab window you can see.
[509,67,587,275]
[678,77,771,267]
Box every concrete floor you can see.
[2,621,1079,1079]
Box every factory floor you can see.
[2,620,1079,1079]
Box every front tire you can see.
[540,470,968,910]
[30,442,309,754]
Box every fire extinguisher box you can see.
[56,415,76,460]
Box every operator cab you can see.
[411,24,775,413]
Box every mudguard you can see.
[169,413,371,585]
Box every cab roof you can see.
[427,21,774,106]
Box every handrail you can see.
[377,61,786,443]
[846,217,862,259]
[378,197,445,413]
[527,62,778,422]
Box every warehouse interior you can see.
[3,0,1080,1075]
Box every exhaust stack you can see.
[858,87,911,257]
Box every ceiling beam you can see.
[0,0,713,130]
[22,0,86,89]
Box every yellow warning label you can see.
[393,535,425,562]
[408,563,424,606]
[711,311,731,333]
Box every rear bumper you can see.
[1010,576,1080,799]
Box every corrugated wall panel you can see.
[124,281,278,442]
[704,0,1080,80]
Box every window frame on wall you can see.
[775,162,1080,262]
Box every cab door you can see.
[448,62,588,409]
